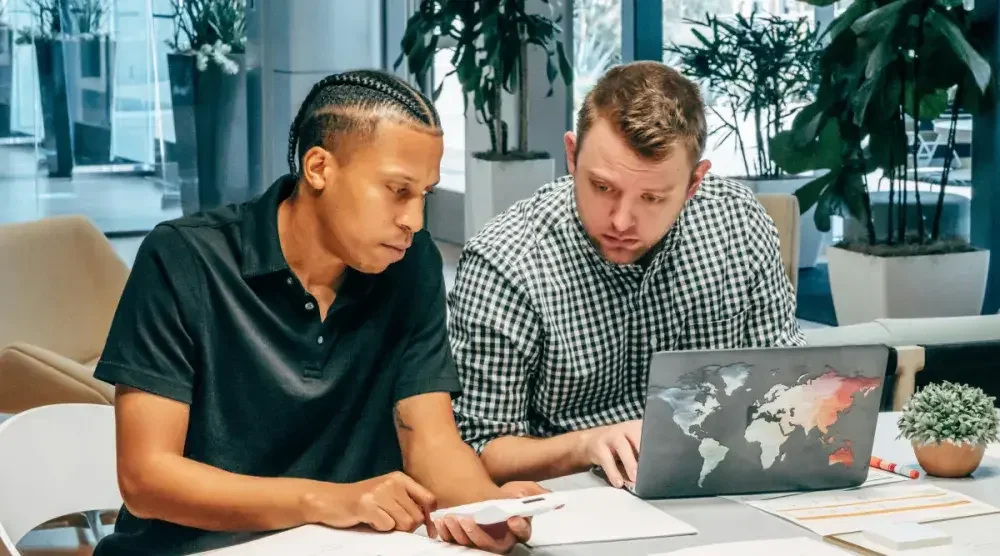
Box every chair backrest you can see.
[0,404,122,553]
[755,193,800,292]
[0,216,129,363]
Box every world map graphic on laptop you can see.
[654,363,881,489]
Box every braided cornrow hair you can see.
[287,69,441,177]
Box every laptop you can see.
[602,344,889,499]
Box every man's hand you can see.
[581,419,642,488]
[432,481,548,553]
[303,471,437,534]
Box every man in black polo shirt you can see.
[93,70,542,555]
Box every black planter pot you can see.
[0,26,13,138]
[167,52,250,214]
[35,38,74,177]
[64,36,116,165]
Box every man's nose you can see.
[398,197,424,233]
[610,200,635,233]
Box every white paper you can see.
[724,468,910,504]
[832,514,1000,555]
[747,483,999,537]
[525,486,697,547]
[194,524,487,555]
[653,536,853,555]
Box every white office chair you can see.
[0,404,122,556]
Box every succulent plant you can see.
[898,381,1000,447]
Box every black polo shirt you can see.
[92,175,462,555]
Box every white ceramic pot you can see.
[465,154,555,240]
[739,176,829,269]
[826,245,991,325]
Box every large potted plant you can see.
[0,0,14,137]
[772,0,994,324]
[396,0,573,239]
[665,10,825,267]
[62,0,115,165]
[165,0,247,214]
[897,381,999,478]
[17,0,73,176]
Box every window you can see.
[573,0,622,120]
[433,47,466,192]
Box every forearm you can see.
[120,453,328,532]
[480,430,591,484]
[405,437,503,507]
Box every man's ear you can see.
[686,159,712,201]
[301,146,338,194]
[564,131,578,175]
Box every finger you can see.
[433,519,451,541]
[398,474,438,513]
[625,421,642,452]
[361,503,395,532]
[613,434,639,483]
[508,516,532,543]
[508,482,549,497]
[375,495,419,532]
[443,516,473,546]
[390,486,428,532]
[595,444,625,488]
[425,515,438,539]
[460,517,516,553]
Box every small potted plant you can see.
[897,381,999,478]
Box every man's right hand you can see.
[580,420,642,488]
[304,471,438,534]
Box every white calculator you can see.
[429,495,565,525]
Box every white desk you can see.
[521,412,1000,555]
[202,412,1000,555]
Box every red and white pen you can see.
[871,456,922,479]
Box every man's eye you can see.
[595,183,610,192]
[643,194,663,203]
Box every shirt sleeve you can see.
[743,201,806,348]
[93,224,202,404]
[447,247,543,454]
[393,236,463,403]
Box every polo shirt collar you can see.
[240,175,296,279]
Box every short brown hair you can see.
[575,61,707,164]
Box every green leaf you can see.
[852,74,882,126]
[903,87,949,120]
[790,101,828,147]
[868,123,909,171]
[926,10,992,93]
[852,0,912,36]
[865,38,897,79]
[838,170,868,222]
[556,41,572,86]
[827,0,874,41]
[794,168,839,216]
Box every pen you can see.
[871,456,922,479]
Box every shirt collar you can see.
[240,174,296,279]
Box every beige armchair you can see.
[755,193,800,292]
[0,216,127,413]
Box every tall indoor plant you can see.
[165,0,248,214]
[665,10,825,266]
[771,0,994,324]
[396,0,573,239]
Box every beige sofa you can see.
[0,216,126,413]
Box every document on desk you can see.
[652,536,852,555]
[525,486,697,547]
[724,468,910,504]
[195,524,487,555]
[746,483,999,537]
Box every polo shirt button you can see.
[286,277,294,285]
[317,336,324,345]
[305,301,315,311]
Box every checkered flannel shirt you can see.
[447,174,805,454]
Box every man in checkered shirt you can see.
[447,61,805,488]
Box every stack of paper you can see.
[194,524,487,555]
[830,514,1000,555]
[527,486,697,547]
[725,468,910,504]
[745,483,999,537]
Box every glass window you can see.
[433,47,466,192]
[573,0,622,121]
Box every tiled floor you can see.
[0,145,181,234]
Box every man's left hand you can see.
[432,481,549,553]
